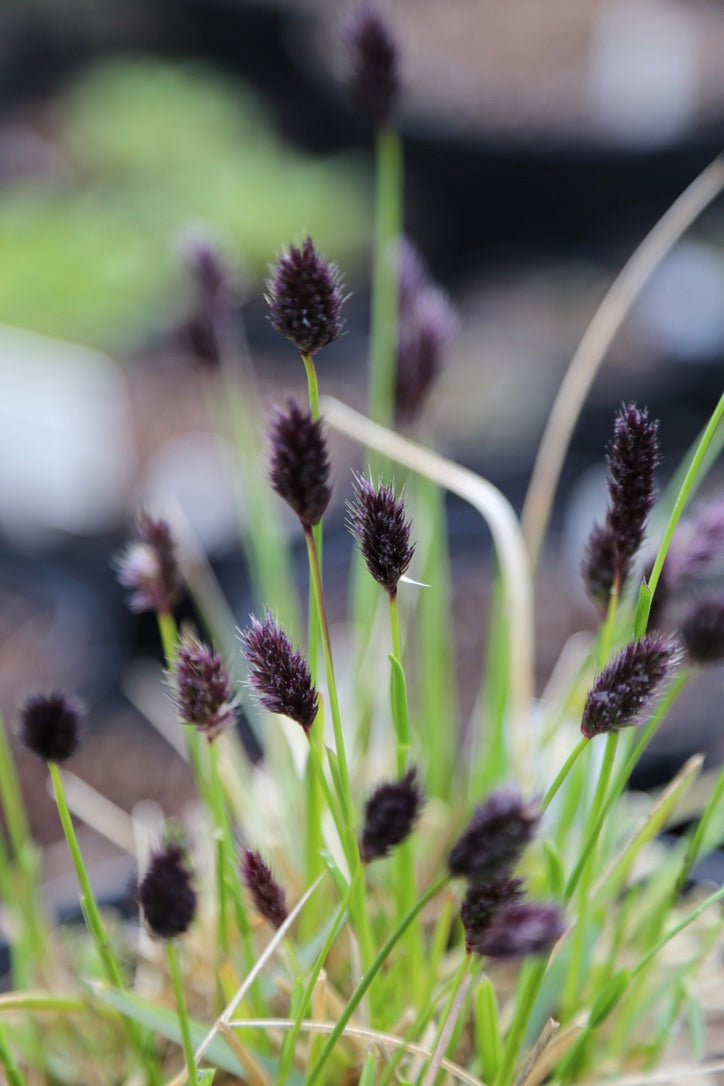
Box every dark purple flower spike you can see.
[19,692,83,764]
[681,597,724,665]
[266,238,344,357]
[269,400,332,531]
[581,634,681,738]
[470,901,565,959]
[138,842,197,940]
[448,789,540,883]
[341,5,400,129]
[583,404,659,605]
[173,632,237,742]
[115,511,181,616]
[347,475,415,597]
[360,767,424,862]
[242,611,318,732]
[241,848,288,930]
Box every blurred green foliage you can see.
[0,57,371,349]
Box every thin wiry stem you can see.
[522,153,724,570]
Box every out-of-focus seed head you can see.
[19,692,83,764]
[137,841,197,940]
[266,238,344,356]
[241,848,288,929]
[177,235,239,366]
[115,511,181,616]
[583,404,659,604]
[395,240,457,423]
[470,901,565,959]
[173,631,237,742]
[448,789,540,883]
[242,611,318,732]
[460,876,525,952]
[681,597,724,665]
[664,500,724,586]
[360,767,424,862]
[341,4,399,129]
[268,400,332,529]
[581,634,681,738]
[582,523,617,608]
[347,475,415,596]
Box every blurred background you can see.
[0,0,722,913]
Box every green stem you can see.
[369,125,403,444]
[305,874,450,1086]
[631,883,724,980]
[389,593,411,774]
[493,957,549,1086]
[166,939,198,1084]
[48,762,154,1075]
[0,712,32,860]
[638,390,724,634]
[0,1018,27,1086]
[542,738,588,812]
[675,751,724,898]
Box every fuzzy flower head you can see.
[460,876,525,952]
[241,848,288,930]
[347,475,415,596]
[269,400,332,529]
[266,237,344,356]
[681,597,724,666]
[360,767,424,862]
[341,4,399,129]
[115,511,181,616]
[470,901,565,960]
[242,611,318,732]
[395,240,458,423]
[19,691,83,764]
[177,234,238,366]
[137,841,197,940]
[583,404,659,604]
[173,631,237,742]
[581,633,681,738]
[449,789,540,883]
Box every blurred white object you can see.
[0,326,134,544]
[634,242,724,360]
[588,0,698,146]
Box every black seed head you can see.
[137,842,197,940]
[115,511,181,616]
[266,237,344,356]
[173,632,237,742]
[395,240,457,423]
[342,5,399,128]
[470,901,565,959]
[460,876,525,952]
[241,848,288,929]
[347,475,415,596]
[269,400,332,529]
[448,789,540,883]
[582,523,618,608]
[360,767,424,862]
[581,634,681,738]
[19,692,82,764]
[681,597,724,665]
[242,611,318,732]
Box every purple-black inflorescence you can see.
[242,611,318,732]
[115,511,181,616]
[266,238,344,357]
[341,4,399,129]
[347,475,415,597]
[137,842,197,940]
[582,404,659,605]
[241,848,289,930]
[460,876,525,952]
[19,692,83,764]
[581,633,681,738]
[177,235,238,366]
[268,400,332,530]
[448,789,540,883]
[173,632,237,742]
[395,239,457,423]
[471,901,565,960]
[681,597,724,665]
[360,767,424,862]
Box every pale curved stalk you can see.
[521,154,724,570]
[228,1017,485,1086]
[321,396,534,779]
